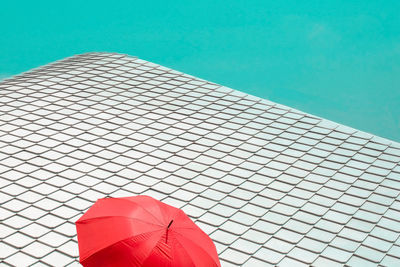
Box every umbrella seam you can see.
[111,197,167,225]
[76,215,164,227]
[172,236,198,267]
[173,230,220,267]
[80,229,165,263]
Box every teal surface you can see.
[1,1,399,142]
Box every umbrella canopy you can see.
[76,195,221,267]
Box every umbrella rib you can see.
[80,228,164,263]
[77,215,163,227]
[173,231,219,267]
[171,237,197,267]
[114,198,166,225]
[169,226,196,230]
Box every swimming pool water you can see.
[1,0,399,142]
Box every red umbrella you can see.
[76,195,221,267]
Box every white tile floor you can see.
[0,52,399,266]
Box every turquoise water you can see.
[1,1,399,142]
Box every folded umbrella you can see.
[76,195,221,267]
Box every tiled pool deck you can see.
[0,53,399,266]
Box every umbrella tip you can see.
[166,220,174,243]
[167,220,173,229]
